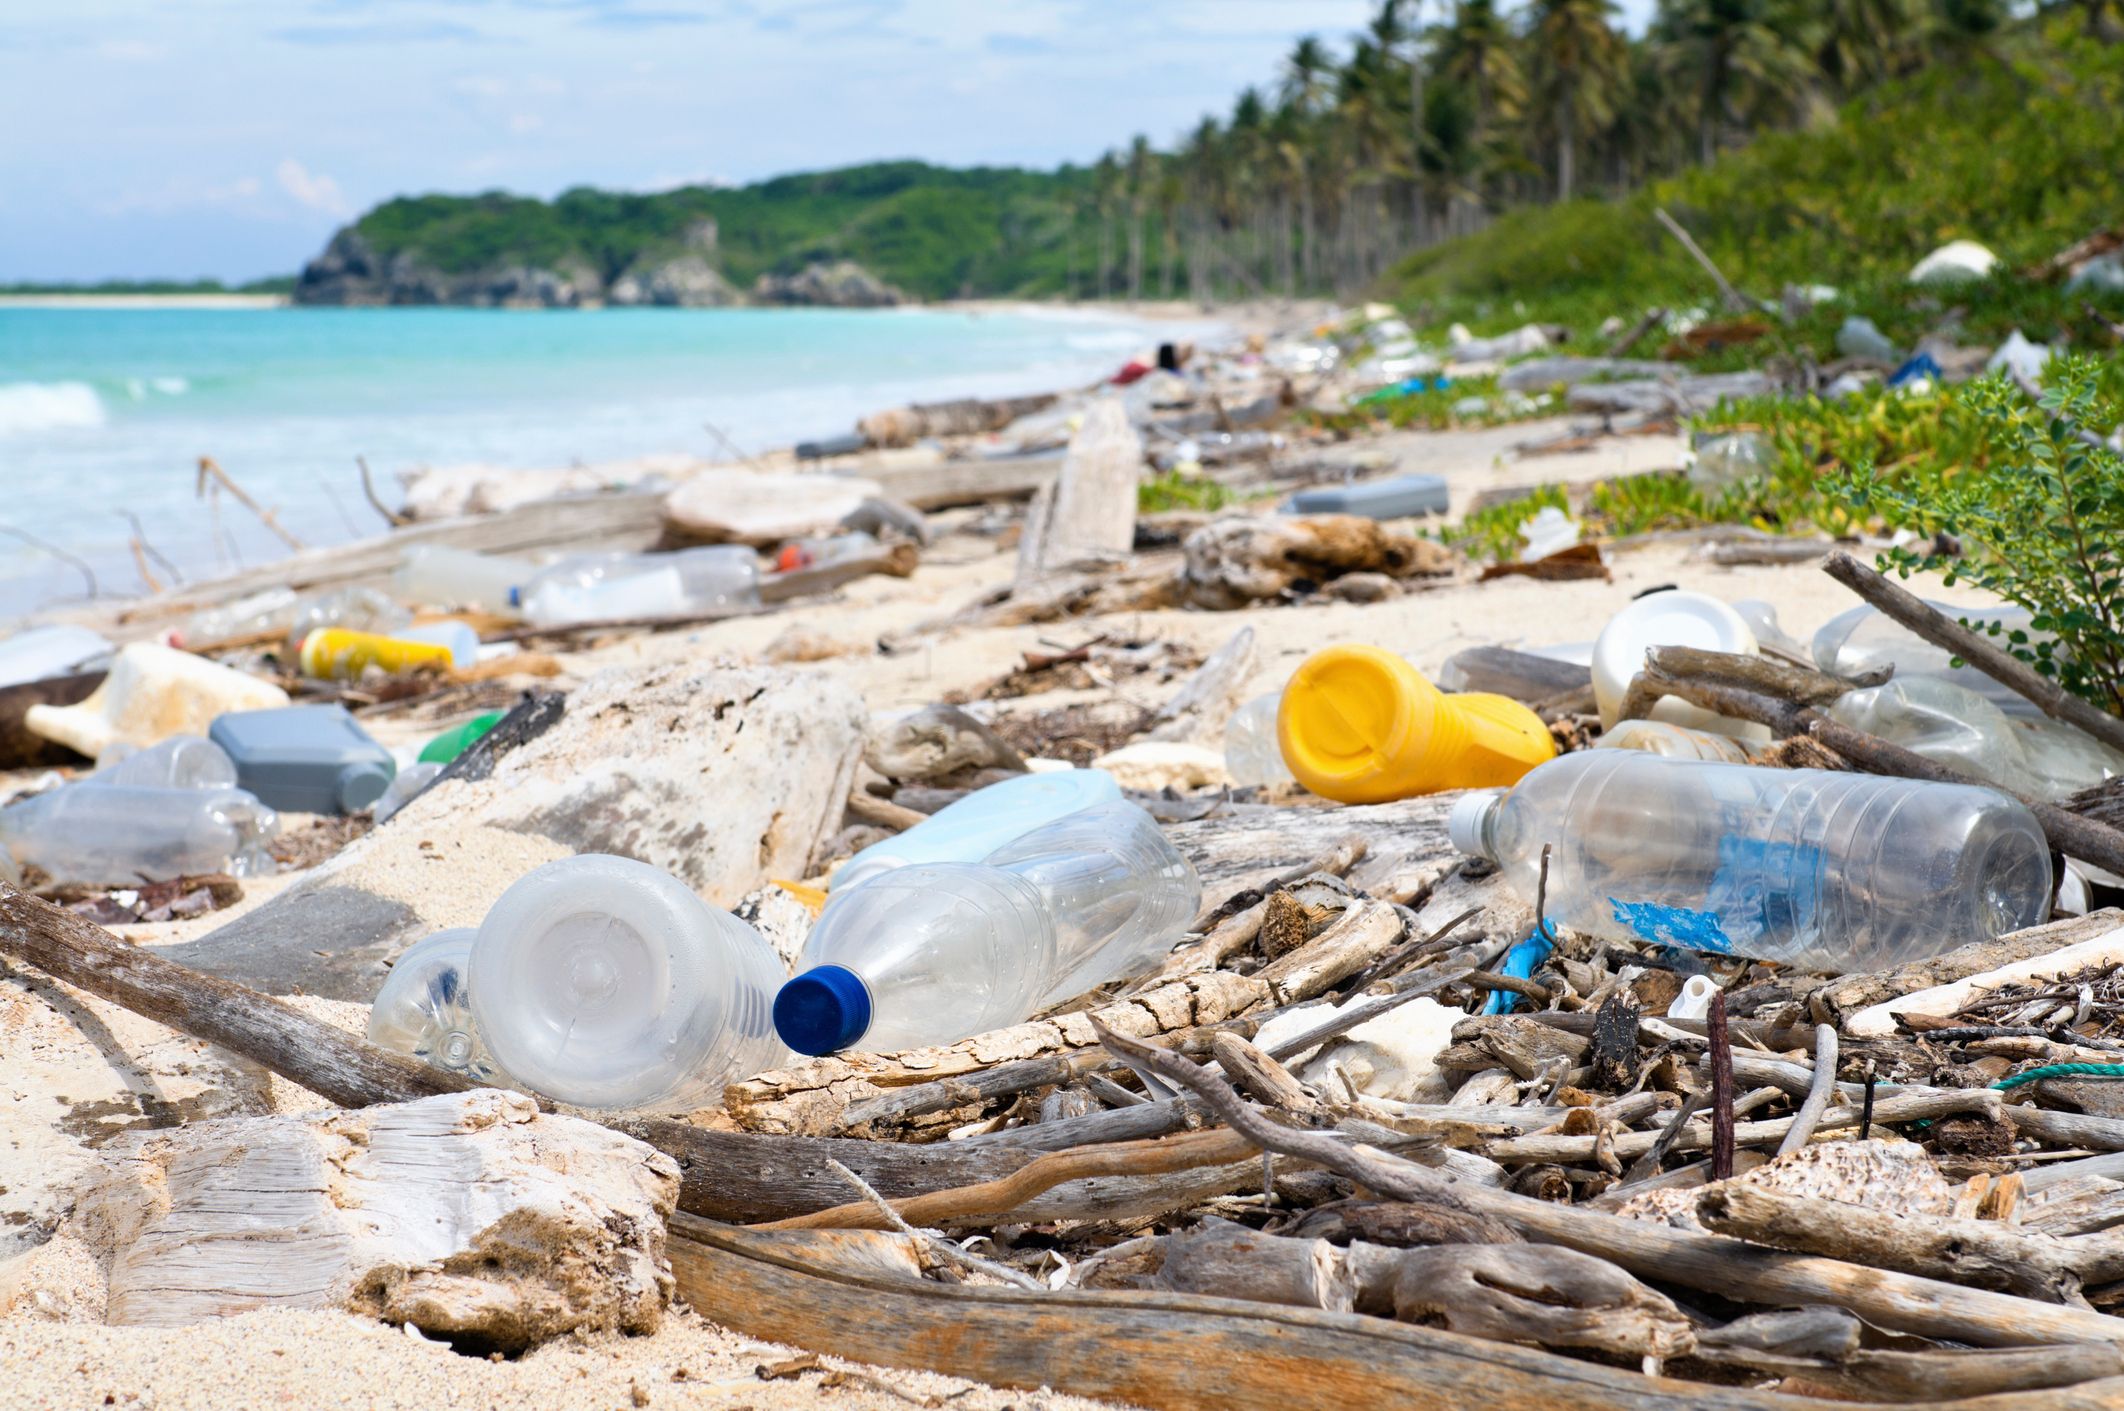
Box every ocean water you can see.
[0,304,1200,617]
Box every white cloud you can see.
[276,158,352,217]
[508,111,543,135]
[96,39,161,62]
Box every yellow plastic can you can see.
[299,627,455,681]
[1277,644,1557,803]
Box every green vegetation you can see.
[1846,361,2124,714]
[0,275,294,295]
[1138,471,1242,514]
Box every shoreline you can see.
[0,293,289,309]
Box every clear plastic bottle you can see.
[0,783,280,884]
[1812,602,2045,717]
[1223,693,1294,787]
[466,855,787,1111]
[1447,752,2051,972]
[518,547,762,628]
[775,800,1202,1055]
[397,620,480,668]
[90,735,240,790]
[1827,676,2040,797]
[832,768,1122,891]
[366,928,511,1084]
[286,586,412,646]
[170,588,299,651]
[394,546,535,618]
[1594,718,1754,764]
[774,531,878,573]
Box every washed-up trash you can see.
[394,545,534,617]
[1255,994,1462,1103]
[1089,740,1231,791]
[0,624,112,689]
[1909,238,1999,285]
[1353,375,1450,406]
[773,530,878,573]
[1447,323,1554,364]
[1565,371,1774,417]
[2066,254,2124,295]
[1827,675,2124,802]
[1986,329,2052,383]
[419,710,506,765]
[210,704,396,815]
[774,799,1200,1055]
[1497,357,1665,393]
[517,545,762,628]
[1821,370,1873,399]
[90,734,239,790]
[23,642,289,760]
[1222,692,1294,788]
[466,854,789,1110]
[397,620,480,668]
[1666,974,1720,1020]
[1728,598,1807,660]
[1812,601,2045,717]
[290,586,412,644]
[1886,351,1943,391]
[662,470,884,547]
[1686,432,1769,492]
[298,626,455,680]
[1448,752,2052,969]
[371,760,442,823]
[1276,644,1554,805]
[1283,474,1449,521]
[1591,590,1765,737]
[795,431,868,460]
[366,927,510,1083]
[1594,718,1754,763]
[171,588,300,650]
[0,782,278,884]
[1834,315,1898,362]
[1518,505,1581,560]
[831,768,1121,891]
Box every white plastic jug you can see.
[24,643,289,760]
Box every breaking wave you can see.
[0,381,107,435]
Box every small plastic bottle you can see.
[170,589,299,651]
[394,546,535,618]
[775,800,1202,1055]
[774,531,879,573]
[1223,693,1295,787]
[397,620,480,669]
[832,768,1122,891]
[90,735,241,790]
[1594,718,1754,764]
[366,928,510,1084]
[517,548,762,628]
[1448,751,2051,972]
[286,586,412,646]
[467,855,788,1111]
[298,627,456,680]
[1276,644,1555,803]
[0,783,279,884]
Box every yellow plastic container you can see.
[1277,644,1557,803]
[299,628,454,681]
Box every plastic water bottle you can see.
[366,928,510,1084]
[394,545,534,618]
[1447,752,2051,972]
[1223,693,1294,787]
[774,531,879,573]
[467,855,787,1111]
[0,784,280,884]
[397,620,480,668]
[90,735,240,790]
[1812,602,2045,717]
[775,800,1202,1055]
[286,586,412,646]
[1594,718,1753,764]
[518,548,761,628]
[832,768,1122,891]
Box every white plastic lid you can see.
[1447,791,1503,859]
[1666,974,1720,1021]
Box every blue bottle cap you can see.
[774,965,872,1056]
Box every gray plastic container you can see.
[209,704,396,814]
[1283,473,1449,520]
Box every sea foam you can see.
[0,381,106,435]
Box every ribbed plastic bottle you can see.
[518,548,762,628]
[832,768,1122,891]
[0,784,279,884]
[775,800,1202,1055]
[394,546,534,618]
[467,855,787,1111]
[366,928,511,1084]
[90,735,241,790]
[1447,751,2052,971]
[1275,644,1555,803]
[1223,693,1294,787]
[1813,602,2044,717]
[1593,718,1754,764]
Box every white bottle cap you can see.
[1666,973,1720,1021]
[1447,790,1503,859]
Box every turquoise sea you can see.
[0,304,1199,616]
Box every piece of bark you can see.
[844,790,929,833]
[1147,626,1257,745]
[1822,551,2124,756]
[1286,1201,1522,1249]
[1129,836,1368,989]
[865,702,1026,782]
[1586,992,1641,1091]
[1698,1305,1862,1358]
[1156,1219,1354,1312]
[1210,1032,1330,1120]
[68,1089,678,1348]
[1016,397,1140,584]
[1806,909,2124,1022]
[1696,1182,2123,1303]
[1099,1020,2124,1351]
[1256,887,1344,961]
[1179,514,1456,611]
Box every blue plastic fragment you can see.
[1483,920,1555,1015]
[1887,352,1943,388]
[1609,899,1735,953]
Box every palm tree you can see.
[1438,0,1528,133]
[1281,35,1336,117]
[1656,0,1816,165]
[1124,135,1152,301]
[1816,0,1923,91]
[1527,0,1630,200]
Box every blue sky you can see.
[0,0,1655,283]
